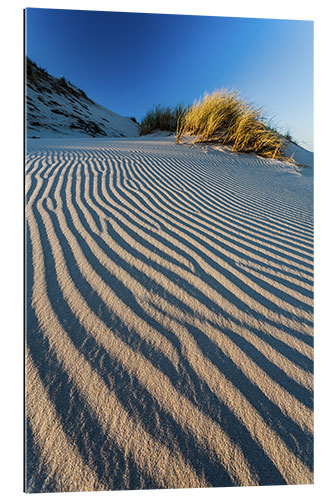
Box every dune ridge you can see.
[25,136,313,492]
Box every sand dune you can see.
[25,135,313,492]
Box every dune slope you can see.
[26,58,139,139]
[25,136,313,492]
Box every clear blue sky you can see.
[25,8,313,150]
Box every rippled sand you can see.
[25,136,313,492]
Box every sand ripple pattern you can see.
[25,137,313,492]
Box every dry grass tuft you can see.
[176,89,289,160]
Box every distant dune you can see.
[26,58,139,139]
[25,135,313,492]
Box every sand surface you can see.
[25,135,313,492]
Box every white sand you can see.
[25,135,313,492]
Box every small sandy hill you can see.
[25,58,139,139]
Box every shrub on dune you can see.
[176,89,288,160]
[140,104,188,136]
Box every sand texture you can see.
[25,136,313,492]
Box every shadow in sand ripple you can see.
[182,320,313,468]
[26,226,158,491]
[27,324,158,491]
[35,200,284,486]
[25,418,58,493]
[25,137,313,491]
[100,217,313,363]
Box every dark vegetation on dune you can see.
[26,57,94,104]
[25,57,136,138]
[139,104,188,136]
[26,57,106,137]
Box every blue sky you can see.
[25,8,313,150]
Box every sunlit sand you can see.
[25,134,313,492]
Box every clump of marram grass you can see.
[140,104,188,136]
[176,89,289,160]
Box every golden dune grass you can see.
[25,136,313,492]
[176,89,287,159]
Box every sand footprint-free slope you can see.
[25,136,313,492]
